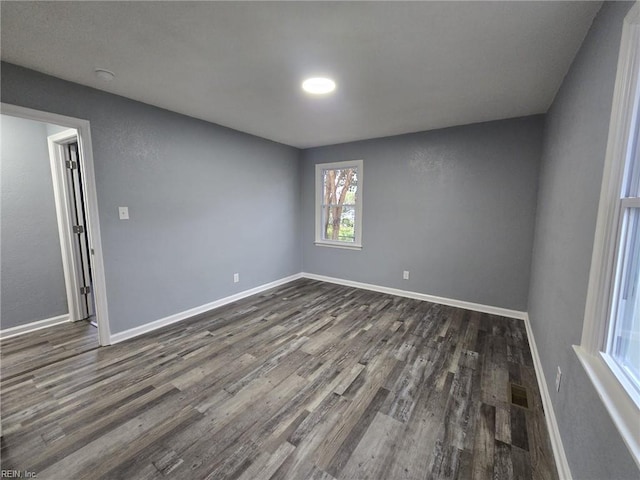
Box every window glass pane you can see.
[322,205,356,242]
[321,166,358,243]
[625,113,640,197]
[322,168,358,204]
[610,207,640,392]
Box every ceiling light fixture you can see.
[302,77,336,95]
[94,68,115,81]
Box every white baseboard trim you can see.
[109,273,303,345]
[109,272,527,345]
[301,272,527,320]
[0,314,71,339]
[523,314,572,480]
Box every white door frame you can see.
[48,128,93,324]
[1,102,111,346]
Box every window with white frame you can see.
[315,160,363,249]
[576,2,640,467]
[608,115,640,396]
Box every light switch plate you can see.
[118,206,129,220]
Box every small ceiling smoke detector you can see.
[94,68,115,81]
[302,77,336,95]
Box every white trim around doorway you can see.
[1,102,111,346]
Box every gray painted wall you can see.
[301,116,543,311]
[528,2,638,478]
[45,123,70,137]
[1,115,68,329]
[1,62,301,335]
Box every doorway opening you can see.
[1,102,111,345]
[48,130,96,326]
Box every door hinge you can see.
[80,286,91,295]
[66,160,78,169]
[72,225,85,234]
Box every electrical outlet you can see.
[118,206,129,220]
[555,366,562,392]
[233,273,239,283]
[403,270,410,280]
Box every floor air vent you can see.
[510,383,530,409]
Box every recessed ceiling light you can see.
[302,77,336,95]
[94,68,115,81]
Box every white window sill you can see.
[314,241,362,251]
[573,345,640,468]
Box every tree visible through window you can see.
[322,167,357,242]
[315,160,363,249]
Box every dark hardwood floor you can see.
[0,279,558,479]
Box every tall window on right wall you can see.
[608,115,640,395]
[576,2,640,468]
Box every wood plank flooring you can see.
[0,279,558,479]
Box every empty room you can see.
[1,1,638,479]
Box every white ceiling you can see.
[1,1,602,148]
